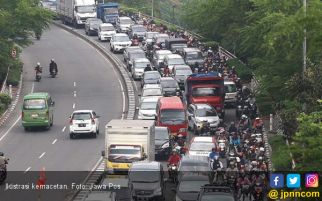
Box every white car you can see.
[224,80,237,106]
[140,85,162,102]
[69,110,100,139]
[132,58,151,80]
[98,23,116,41]
[110,33,132,53]
[138,97,159,120]
[162,54,185,71]
[116,16,133,33]
[188,141,214,157]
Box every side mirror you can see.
[101,150,105,157]
[51,101,55,106]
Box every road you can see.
[0,25,123,200]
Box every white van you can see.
[224,80,237,106]
[98,23,116,41]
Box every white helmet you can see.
[37,62,40,66]
[51,58,54,62]
[260,147,265,152]
[236,157,241,163]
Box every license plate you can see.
[31,114,38,118]
[78,124,86,127]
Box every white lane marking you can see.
[73,91,77,97]
[74,82,76,87]
[0,116,21,142]
[91,156,103,172]
[72,103,75,109]
[52,139,57,144]
[94,50,126,119]
[38,152,46,159]
[31,82,35,93]
[24,167,31,173]
[62,126,66,133]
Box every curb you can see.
[0,73,23,127]
[52,21,137,201]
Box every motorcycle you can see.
[236,105,243,119]
[131,38,139,46]
[35,70,42,82]
[50,69,57,78]
[168,164,178,184]
[218,139,226,158]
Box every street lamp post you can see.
[303,0,307,75]
[151,0,154,19]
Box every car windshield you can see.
[101,26,114,31]
[115,35,130,42]
[109,147,141,155]
[129,171,160,183]
[140,101,157,110]
[200,195,235,201]
[172,44,188,49]
[77,6,95,13]
[186,52,203,60]
[135,62,150,68]
[179,180,209,192]
[145,73,160,80]
[147,33,159,39]
[72,113,91,120]
[155,129,169,140]
[142,88,162,96]
[192,88,220,97]
[176,69,192,76]
[161,80,177,88]
[168,58,185,65]
[160,109,185,124]
[132,27,146,32]
[23,99,46,110]
[195,108,217,117]
[190,143,214,151]
[225,84,237,93]
[120,18,132,24]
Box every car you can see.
[165,38,188,54]
[152,50,172,71]
[69,110,100,139]
[173,65,193,89]
[160,77,180,97]
[224,80,237,107]
[141,71,161,88]
[174,175,211,201]
[191,136,216,144]
[182,47,204,67]
[110,33,132,53]
[128,161,165,201]
[178,155,211,181]
[153,33,170,49]
[98,23,116,41]
[116,16,133,33]
[127,49,146,70]
[131,58,151,80]
[187,104,220,134]
[123,46,142,63]
[154,126,172,159]
[138,96,159,120]
[129,24,147,40]
[161,54,186,72]
[197,185,235,201]
[188,141,216,157]
[140,85,163,100]
[85,18,103,36]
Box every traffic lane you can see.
[1,25,122,172]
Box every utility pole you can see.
[303,0,307,75]
[151,0,154,19]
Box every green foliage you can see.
[7,61,22,86]
[291,111,322,171]
[203,41,219,52]
[269,135,292,171]
[0,93,12,106]
[226,59,253,82]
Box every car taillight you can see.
[69,118,73,125]
[91,118,95,125]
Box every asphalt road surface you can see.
[0,25,123,200]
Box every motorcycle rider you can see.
[228,122,238,133]
[239,115,252,131]
[235,78,242,89]
[253,117,264,132]
[163,65,170,77]
[0,152,8,167]
[207,47,214,58]
[230,132,241,146]
[144,64,152,72]
[168,150,181,166]
[208,147,219,160]
[35,62,42,73]
[211,155,223,183]
[49,59,58,76]
[200,121,210,135]
[225,162,238,184]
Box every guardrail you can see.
[0,66,12,98]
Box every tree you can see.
[0,0,52,82]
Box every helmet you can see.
[236,157,241,163]
[172,149,177,153]
[260,147,265,152]
[256,117,260,120]
[230,122,235,126]
[51,59,54,62]
[37,62,40,66]
[178,134,183,138]
[209,47,212,50]
[258,156,263,161]
[232,66,235,69]
[241,115,247,119]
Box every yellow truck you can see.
[103,120,155,174]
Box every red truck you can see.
[184,72,225,118]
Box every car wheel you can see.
[70,133,75,139]
[92,132,97,138]
[24,127,29,132]
[96,128,99,135]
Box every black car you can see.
[127,50,146,71]
[160,77,180,97]
[154,126,172,160]
[197,185,235,201]
[174,175,210,201]
[85,18,103,36]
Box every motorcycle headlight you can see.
[171,166,176,170]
